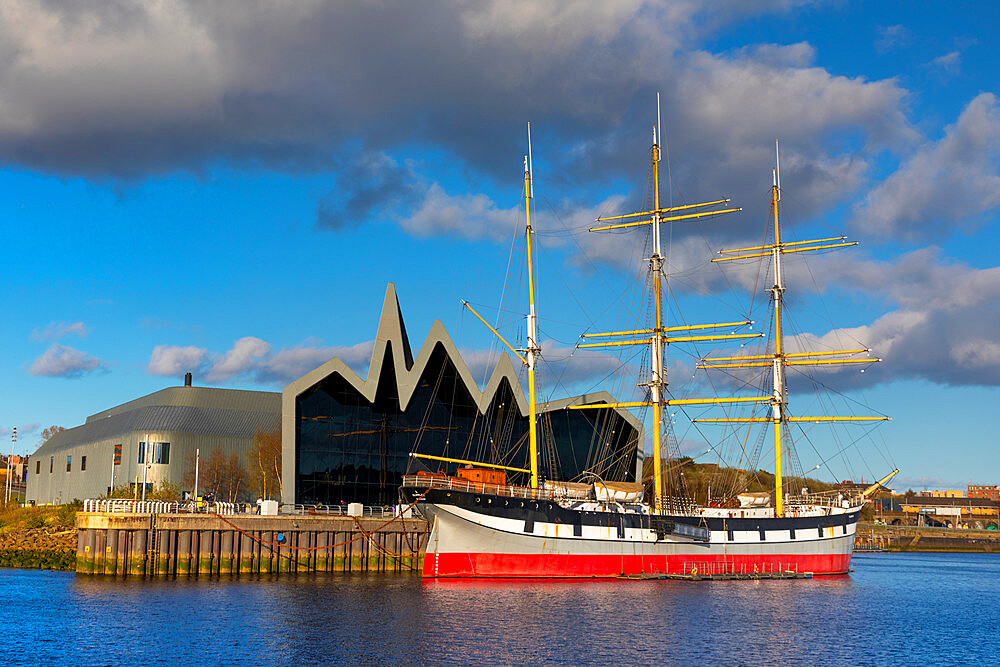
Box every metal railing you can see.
[786,491,863,510]
[402,474,561,501]
[83,499,238,515]
[280,504,404,518]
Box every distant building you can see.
[917,489,963,498]
[835,480,894,495]
[26,381,280,505]
[897,495,1000,528]
[968,484,999,501]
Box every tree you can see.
[184,448,248,504]
[40,426,65,442]
[250,427,282,500]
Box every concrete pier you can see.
[75,513,429,578]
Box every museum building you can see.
[280,284,642,507]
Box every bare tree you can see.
[250,427,282,499]
[184,448,248,503]
[40,425,65,442]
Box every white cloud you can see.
[28,344,106,378]
[256,341,374,383]
[396,184,521,242]
[147,344,208,377]
[205,336,271,382]
[146,337,374,385]
[875,24,910,53]
[851,93,1000,240]
[929,51,961,77]
[30,321,89,341]
[0,423,39,438]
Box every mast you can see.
[570,96,746,514]
[524,124,540,489]
[649,126,666,513]
[697,142,890,516]
[457,125,541,488]
[769,164,787,516]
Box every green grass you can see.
[0,503,79,533]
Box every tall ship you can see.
[401,112,896,578]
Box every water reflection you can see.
[1,553,997,665]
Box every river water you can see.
[1,552,996,665]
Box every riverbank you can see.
[856,522,1000,552]
[0,505,77,570]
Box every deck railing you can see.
[402,474,561,501]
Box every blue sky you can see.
[2,1,999,492]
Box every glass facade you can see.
[295,342,639,506]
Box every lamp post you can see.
[140,434,149,501]
[193,448,200,507]
[5,427,15,504]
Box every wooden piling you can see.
[74,512,429,579]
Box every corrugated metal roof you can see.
[35,393,280,457]
[85,386,278,423]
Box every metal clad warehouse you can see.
[26,385,280,504]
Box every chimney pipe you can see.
[184,372,192,387]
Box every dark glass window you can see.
[66,455,71,472]
[294,342,639,506]
[49,457,53,473]
[139,442,170,464]
[36,461,40,475]
[790,528,796,540]
[81,456,87,471]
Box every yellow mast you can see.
[649,127,666,513]
[458,125,541,488]
[769,165,786,516]
[576,96,741,513]
[692,142,889,515]
[524,140,540,489]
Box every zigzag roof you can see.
[280,283,642,498]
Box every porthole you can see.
[475,497,482,504]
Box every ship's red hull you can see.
[424,551,851,578]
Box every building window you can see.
[50,456,54,473]
[140,442,170,465]
[81,456,87,471]
[66,455,72,472]
[36,461,40,475]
